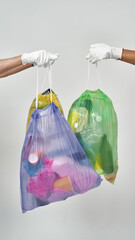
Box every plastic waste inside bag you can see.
[26,89,64,132]
[68,89,118,184]
[20,102,102,213]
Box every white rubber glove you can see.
[86,43,123,64]
[21,50,59,67]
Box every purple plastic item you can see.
[20,102,102,213]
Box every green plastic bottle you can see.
[100,134,114,174]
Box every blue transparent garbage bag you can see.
[20,102,102,213]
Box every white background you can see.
[0,0,135,239]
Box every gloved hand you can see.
[21,50,59,67]
[86,43,123,64]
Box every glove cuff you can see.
[111,47,123,60]
[21,53,30,65]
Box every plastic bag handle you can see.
[36,67,39,109]
[48,63,53,103]
[36,64,53,109]
[87,61,102,90]
[40,67,49,93]
[95,62,102,90]
[87,60,90,90]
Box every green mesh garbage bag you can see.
[68,89,118,184]
[26,89,64,132]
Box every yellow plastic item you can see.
[70,107,88,134]
[94,153,103,174]
[70,111,80,130]
[26,91,64,132]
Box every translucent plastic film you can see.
[68,89,118,184]
[20,102,102,213]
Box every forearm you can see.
[0,63,32,78]
[119,49,135,65]
[0,55,24,75]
